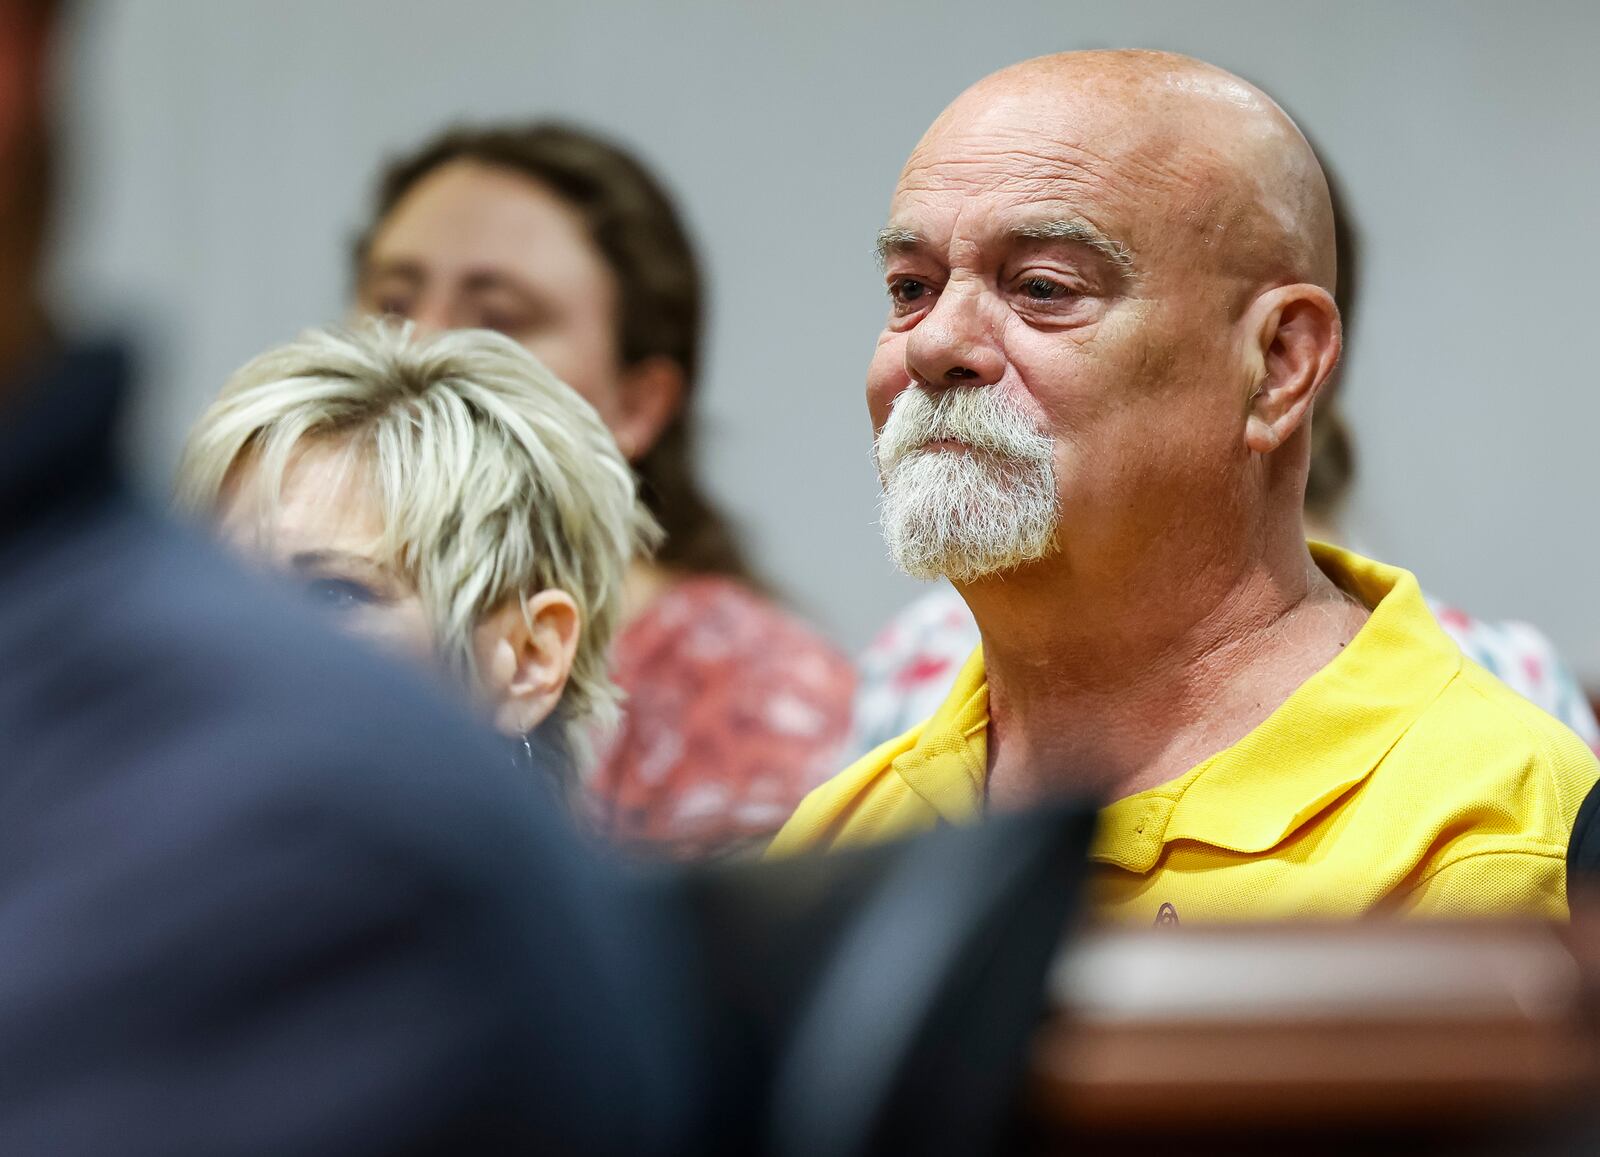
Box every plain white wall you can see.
[50,0,1600,675]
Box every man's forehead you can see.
[889,106,1189,235]
[882,53,1336,287]
[899,121,1126,198]
[905,76,1170,171]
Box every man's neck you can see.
[970,521,1370,810]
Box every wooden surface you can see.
[1027,919,1600,1152]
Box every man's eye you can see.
[888,278,932,310]
[1018,276,1071,302]
[304,578,379,612]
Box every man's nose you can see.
[904,284,1005,388]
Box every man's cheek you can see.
[865,342,907,429]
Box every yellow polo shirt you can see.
[772,545,1598,922]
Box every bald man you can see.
[771,51,1598,922]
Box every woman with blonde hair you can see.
[352,122,855,856]
[177,322,656,782]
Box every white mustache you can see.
[875,385,1052,473]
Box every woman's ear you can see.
[609,355,685,462]
[1243,284,1342,455]
[474,590,582,737]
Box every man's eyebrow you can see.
[875,221,1134,271]
[875,226,925,268]
[1011,218,1133,270]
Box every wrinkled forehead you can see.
[890,85,1258,271]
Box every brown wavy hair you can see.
[353,122,753,582]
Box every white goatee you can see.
[875,385,1059,583]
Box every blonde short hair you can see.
[176,322,659,769]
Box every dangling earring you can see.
[508,732,535,772]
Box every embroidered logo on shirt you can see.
[1154,902,1180,928]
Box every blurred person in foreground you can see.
[353,123,853,858]
[770,50,1599,921]
[0,5,701,1152]
[177,323,655,794]
[851,169,1600,759]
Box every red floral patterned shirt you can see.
[586,576,855,858]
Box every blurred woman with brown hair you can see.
[352,122,853,857]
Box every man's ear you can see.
[474,590,582,737]
[609,355,685,462]
[1243,284,1342,455]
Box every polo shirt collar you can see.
[1099,544,1464,871]
[889,645,990,822]
[886,545,1463,870]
